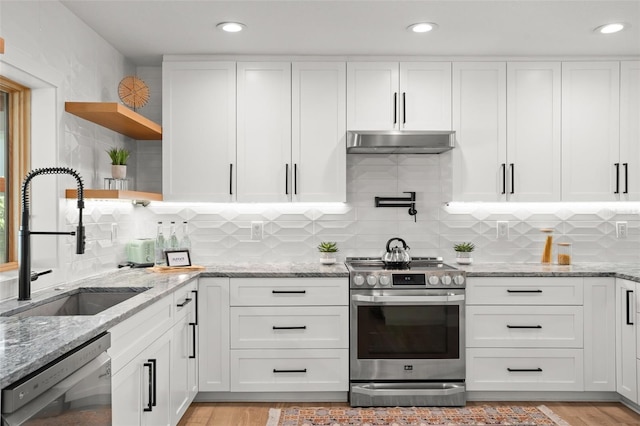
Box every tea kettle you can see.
[382,237,411,268]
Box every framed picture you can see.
[165,250,191,267]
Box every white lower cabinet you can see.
[616,278,638,402]
[466,277,615,393]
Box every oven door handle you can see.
[351,294,465,304]
[351,384,465,397]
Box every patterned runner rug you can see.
[266,405,570,426]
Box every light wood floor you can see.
[178,401,640,426]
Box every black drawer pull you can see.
[189,322,197,359]
[273,368,307,373]
[507,325,542,329]
[177,297,192,308]
[143,362,153,412]
[627,290,634,325]
[148,359,157,407]
[271,290,306,294]
[507,368,543,372]
[506,289,542,293]
[192,290,199,325]
[273,325,307,330]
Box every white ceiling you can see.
[61,0,640,66]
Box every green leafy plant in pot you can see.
[453,242,475,265]
[107,147,130,180]
[318,241,339,265]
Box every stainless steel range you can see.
[346,256,466,407]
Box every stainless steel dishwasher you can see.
[2,332,111,425]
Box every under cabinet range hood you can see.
[347,130,455,154]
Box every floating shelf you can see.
[65,102,162,140]
[65,189,163,201]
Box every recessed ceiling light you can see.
[217,22,246,33]
[594,23,625,34]
[407,22,438,33]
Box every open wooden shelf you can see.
[65,102,162,140]
[65,189,163,201]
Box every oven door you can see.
[350,289,465,382]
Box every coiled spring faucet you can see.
[18,167,85,300]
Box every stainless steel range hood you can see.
[347,130,455,154]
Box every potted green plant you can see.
[107,147,130,179]
[453,242,475,265]
[317,241,339,265]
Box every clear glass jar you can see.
[557,242,572,265]
[540,228,554,264]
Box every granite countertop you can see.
[1,260,639,390]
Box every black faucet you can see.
[18,167,86,300]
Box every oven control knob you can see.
[440,274,452,286]
[367,275,378,286]
[353,274,365,286]
[379,275,391,286]
[453,275,466,286]
[428,275,440,286]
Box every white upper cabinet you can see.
[347,62,452,131]
[162,61,236,201]
[561,62,620,201]
[506,62,562,201]
[452,62,507,201]
[236,62,292,202]
[292,62,347,202]
[620,61,640,201]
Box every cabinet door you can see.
[112,358,143,426]
[506,62,561,201]
[237,62,291,202]
[620,61,640,201]
[616,279,638,402]
[347,62,399,130]
[583,278,616,391]
[452,62,507,201]
[162,61,236,201]
[170,313,196,425]
[199,278,231,391]
[561,62,620,201]
[143,332,172,426]
[292,62,346,202]
[399,62,452,130]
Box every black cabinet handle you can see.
[272,290,306,294]
[273,368,307,373]
[148,359,157,407]
[501,163,506,194]
[229,164,233,195]
[507,289,542,293]
[393,92,398,125]
[507,325,542,329]
[615,163,620,194]
[273,325,307,330]
[189,322,197,359]
[627,290,634,325]
[294,163,298,195]
[192,290,199,325]
[507,368,542,372]
[402,92,406,125]
[143,362,153,412]
[624,163,629,194]
[510,163,515,194]
[177,297,192,308]
[285,164,289,195]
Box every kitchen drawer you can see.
[467,277,583,305]
[466,305,583,348]
[108,295,173,375]
[230,348,349,392]
[174,280,198,321]
[230,278,348,306]
[230,306,348,349]
[467,348,584,391]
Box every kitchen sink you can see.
[4,287,150,317]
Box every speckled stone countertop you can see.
[457,262,640,282]
[0,262,348,389]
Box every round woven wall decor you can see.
[118,75,150,109]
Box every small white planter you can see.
[319,252,337,265]
[455,252,473,265]
[111,165,127,180]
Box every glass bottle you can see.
[180,221,191,251]
[168,221,179,250]
[155,221,166,265]
[540,228,553,264]
[557,242,572,265]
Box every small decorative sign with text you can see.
[165,250,191,267]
